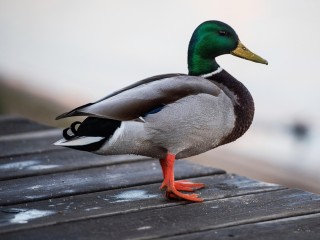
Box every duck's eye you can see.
[218,30,227,36]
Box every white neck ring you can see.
[200,67,223,78]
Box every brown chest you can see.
[207,70,255,146]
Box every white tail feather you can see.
[54,136,104,146]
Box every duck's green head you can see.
[188,20,268,76]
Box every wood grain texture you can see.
[165,213,320,240]
[0,159,224,206]
[0,149,148,180]
[1,189,319,240]
[0,174,284,233]
[0,116,53,136]
[0,131,61,158]
[2,116,320,240]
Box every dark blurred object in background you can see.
[290,121,309,142]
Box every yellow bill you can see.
[231,41,268,65]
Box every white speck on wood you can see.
[84,207,101,211]
[0,160,59,171]
[27,165,59,170]
[27,185,43,190]
[211,205,219,209]
[0,160,39,170]
[137,226,152,231]
[25,195,47,199]
[113,190,158,203]
[10,209,55,224]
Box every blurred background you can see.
[0,1,319,193]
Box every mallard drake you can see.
[55,20,267,202]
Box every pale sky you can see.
[0,0,320,125]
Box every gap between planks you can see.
[0,159,225,206]
[0,174,285,234]
[161,212,320,240]
[1,188,319,240]
[0,129,61,142]
[0,151,152,182]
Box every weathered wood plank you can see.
[0,174,284,233]
[0,130,61,158]
[0,160,224,206]
[165,213,320,240]
[0,116,53,136]
[0,149,148,180]
[1,189,319,240]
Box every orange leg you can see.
[159,153,204,202]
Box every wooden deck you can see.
[0,115,320,240]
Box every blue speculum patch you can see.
[142,105,165,117]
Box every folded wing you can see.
[56,74,221,121]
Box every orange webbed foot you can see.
[174,180,205,192]
[159,153,204,202]
[160,180,205,192]
[166,188,203,202]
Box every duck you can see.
[54,20,268,202]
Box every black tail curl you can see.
[60,117,122,152]
[62,117,122,140]
[63,121,81,140]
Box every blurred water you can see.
[225,119,320,190]
[239,121,320,168]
